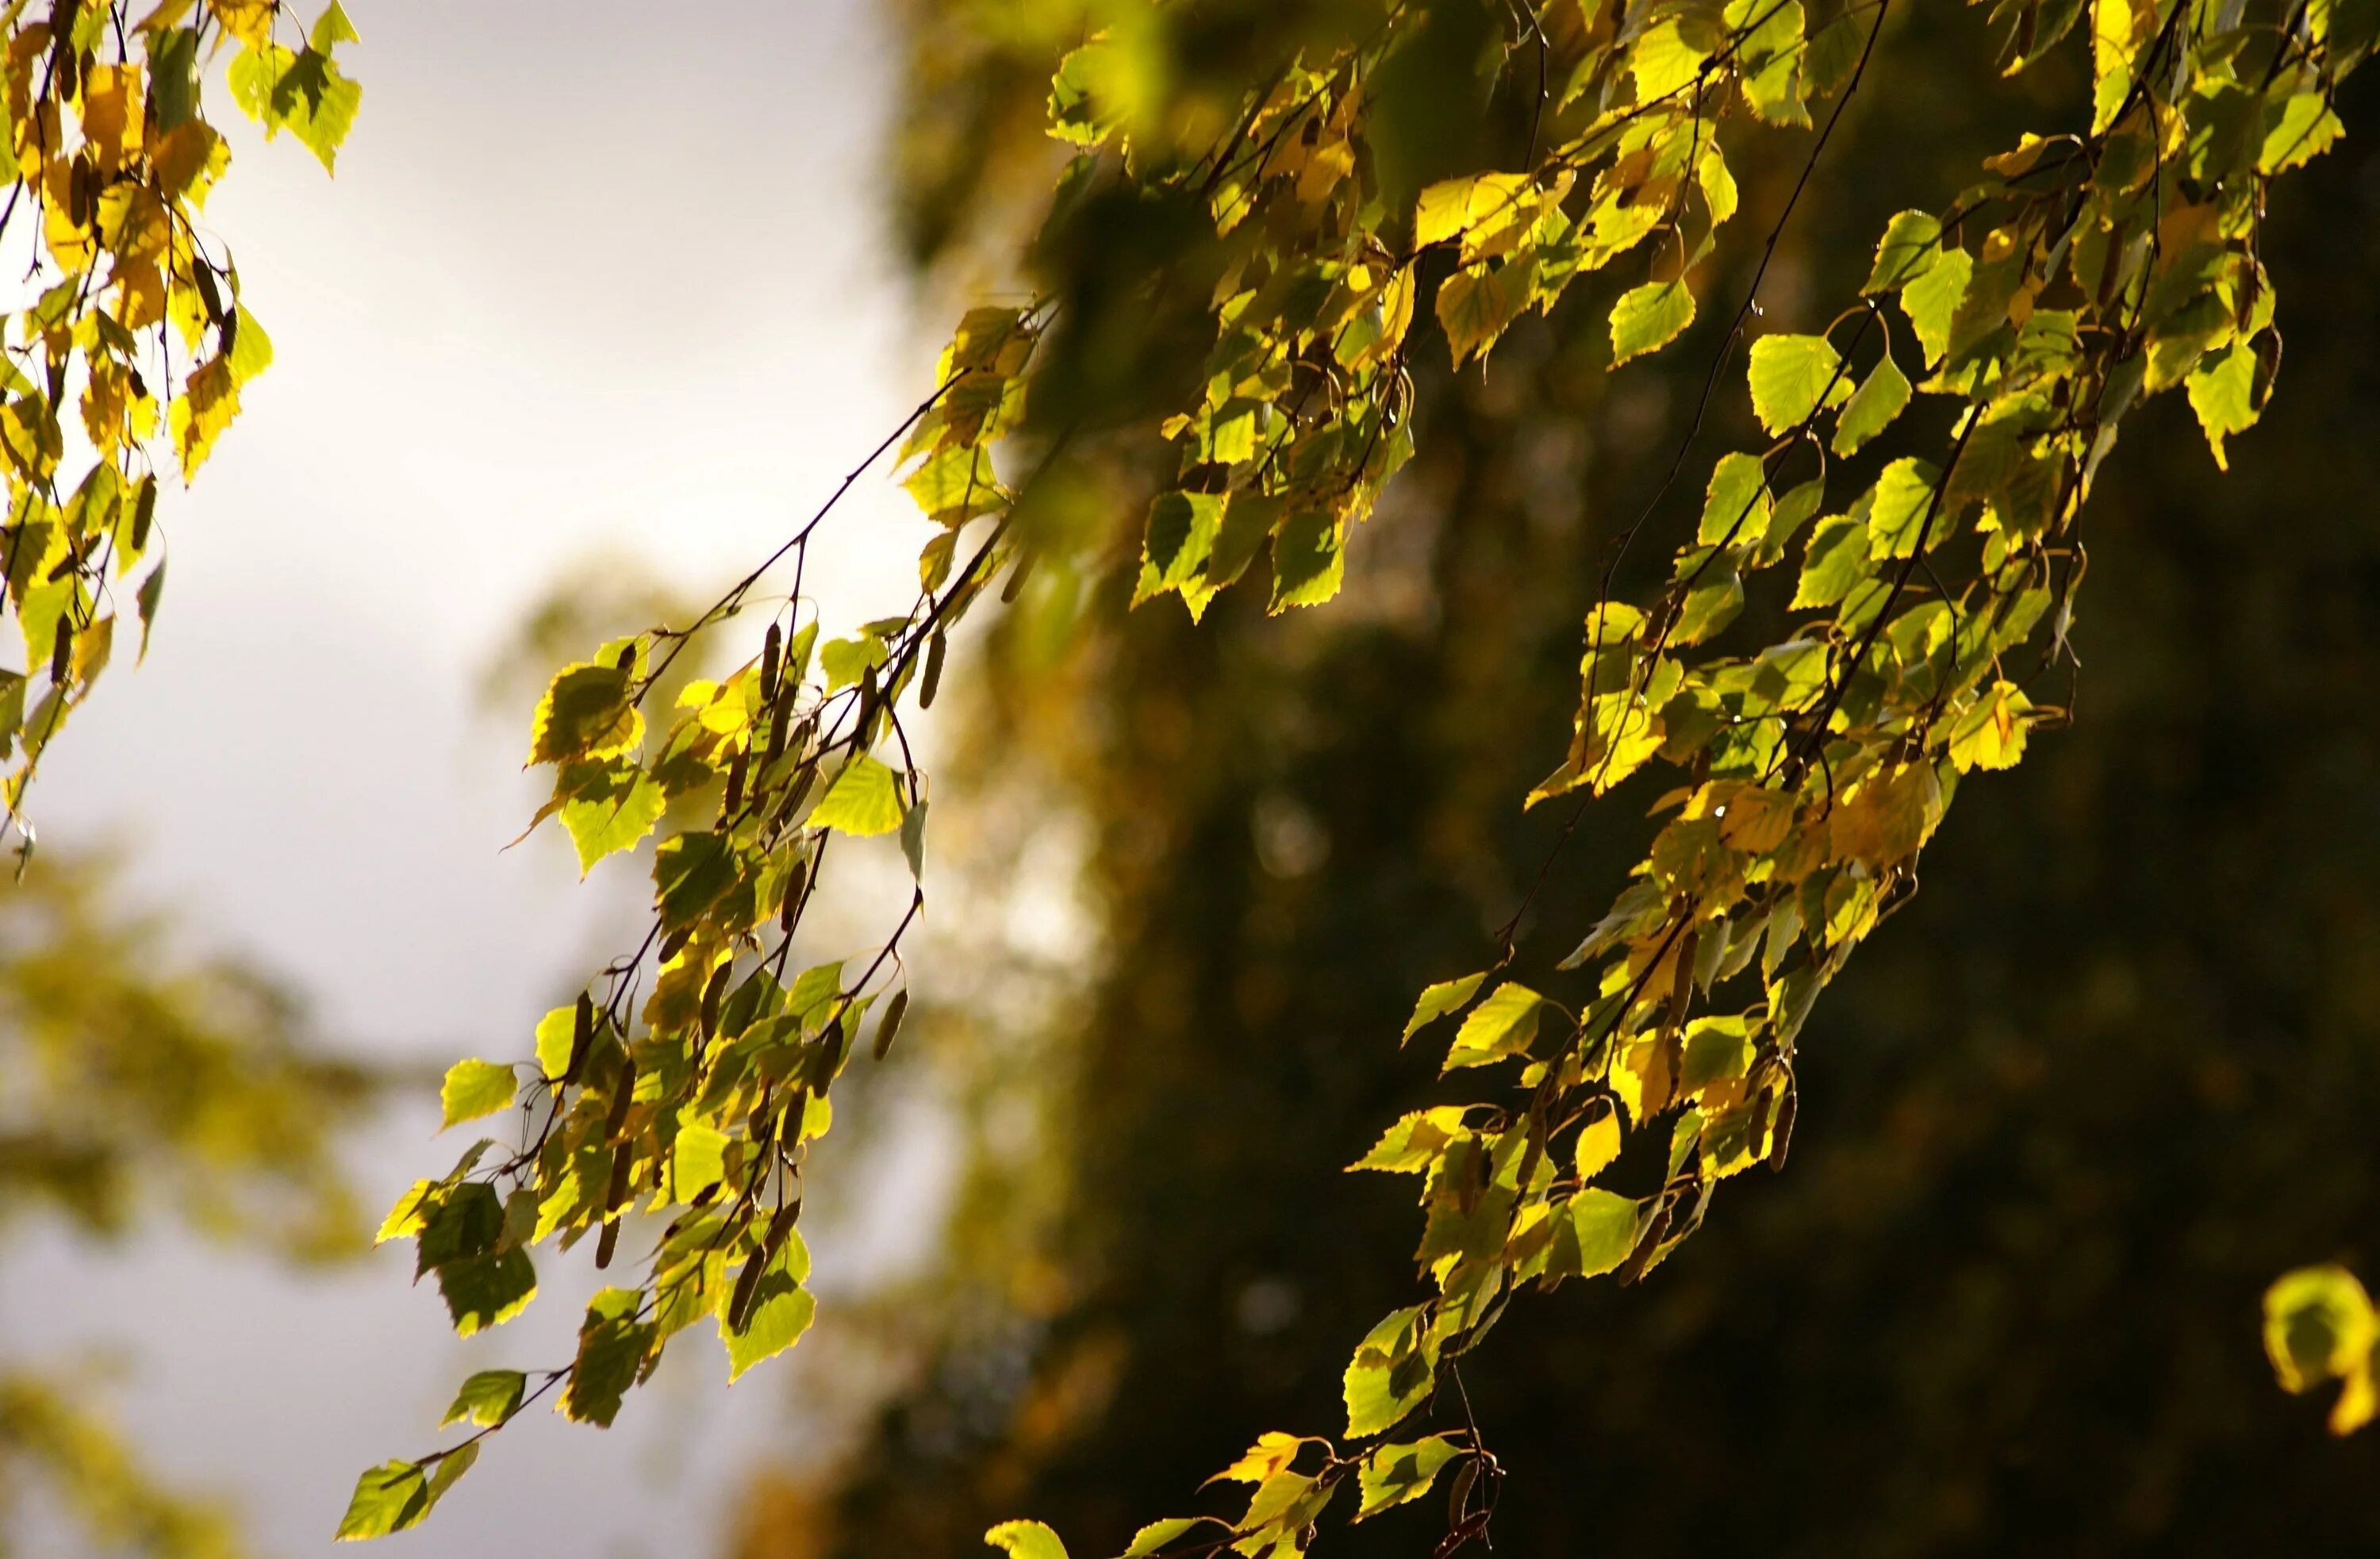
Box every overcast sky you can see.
[7,4,962,1553]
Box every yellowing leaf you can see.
[812,754,905,836]
[1611,279,1695,365]
[557,758,665,872]
[1946,680,2033,771]
[1865,457,1942,560]
[1211,1430,1304,1485]
[334,1461,429,1541]
[1122,1519,1204,1557]
[1355,1434,1464,1519]
[375,1180,436,1244]
[529,662,638,766]
[1437,259,1535,365]
[439,1058,516,1129]
[1571,1188,1641,1277]
[1726,0,1809,125]
[724,1230,815,1382]
[1633,18,1710,99]
[1351,1106,1471,1173]
[1832,351,1911,456]
[1415,171,1536,249]
[1900,247,1972,366]
[1574,1109,1622,1181]
[1402,971,1486,1041]
[440,1369,525,1430]
[1864,211,1942,294]
[1699,452,1772,547]
[985,1521,1071,1559]
[2186,340,2258,470]
[1444,981,1544,1070]
[2260,90,2344,174]
[1748,333,1850,436]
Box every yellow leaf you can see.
[171,356,240,479]
[1945,681,2033,772]
[1209,1430,1304,1486]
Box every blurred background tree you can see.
[716,1,2380,1553]
[0,855,382,1557]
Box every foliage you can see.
[0,851,382,1555]
[0,850,374,1253]
[0,0,358,858]
[352,0,2378,1545]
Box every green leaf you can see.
[984,1521,1070,1559]
[654,830,739,923]
[528,661,637,765]
[1344,1304,1436,1436]
[724,1229,816,1383]
[1865,457,1941,559]
[900,797,930,880]
[1571,1188,1641,1277]
[1831,351,1911,456]
[329,1443,475,1542]
[414,1182,501,1274]
[562,1287,655,1427]
[1758,478,1825,565]
[820,632,889,691]
[1355,1434,1464,1519]
[1122,1517,1203,1557]
[1672,565,1745,646]
[422,1445,478,1520]
[1679,1016,1753,1092]
[1899,248,1971,366]
[812,755,905,836]
[436,1248,536,1337]
[333,1461,428,1541]
[1863,211,1941,294]
[1270,507,1347,610]
[671,1118,728,1200]
[439,1058,516,1129]
[1610,279,1695,365]
[440,1369,526,1430]
[1443,981,1544,1070]
[1726,0,1809,125]
[1402,971,1486,1041]
[1698,453,1772,547]
[1436,259,1535,365]
[1136,491,1225,602]
[2259,90,2344,174]
[152,26,199,131]
[1350,1106,1470,1173]
[1748,333,1849,436]
[1793,515,1871,608]
[558,758,665,873]
[1803,10,1866,97]
[228,38,363,175]
[2186,340,2258,470]
[133,562,166,663]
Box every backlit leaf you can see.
[440,1369,525,1430]
[984,1520,1070,1559]
[724,1228,815,1383]
[1401,971,1486,1041]
[1610,279,1695,365]
[1749,333,1850,436]
[812,755,905,836]
[439,1058,515,1129]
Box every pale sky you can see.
[9,3,968,1553]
